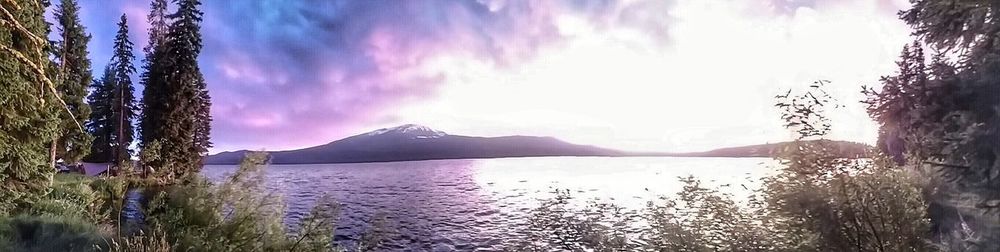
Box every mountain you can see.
[675,140,872,158]
[204,124,874,165]
[204,124,623,164]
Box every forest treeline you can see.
[1,0,999,251]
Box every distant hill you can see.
[204,124,873,165]
[674,140,873,158]
[205,124,623,165]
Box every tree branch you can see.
[0,4,48,47]
[0,45,85,132]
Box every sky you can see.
[65,0,914,153]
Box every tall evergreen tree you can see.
[0,0,61,214]
[53,0,94,165]
[85,65,115,163]
[185,0,213,164]
[109,15,138,167]
[139,0,168,149]
[143,0,211,179]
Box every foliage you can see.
[142,152,374,252]
[286,195,341,252]
[139,140,177,184]
[774,80,838,139]
[86,65,116,163]
[108,14,138,166]
[0,215,109,252]
[506,189,637,252]
[138,0,168,173]
[141,0,212,180]
[506,84,932,252]
[29,174,106,223]
[889,1,1000,249]
[860,2,1000,248]
[0,0,61,216]
[642,176,786,252]
[770,83,932,251]
[138,0,170,174]
[53,0,94,165]
[90,176,131,229]
[85,15,137,167]
[106,228,172,252]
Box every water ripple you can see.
[202,157,776,251]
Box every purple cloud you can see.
[68,0,678,152]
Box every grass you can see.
[54,173,95,186]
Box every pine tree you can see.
[53,0,94,165]
[139,0,168,151]
[186,0,213,166]
[0,0,61,214]
[86,65,115,163]
[193,66,212,158]
[109,14,138,168]
[863,42,927,164]
[143,0,211,179]
[144,0,169,56]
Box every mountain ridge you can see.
[205,124,623,164]
[204,124,872,165]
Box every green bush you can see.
[89,176,130,227]
[142,152,383,252]
[143,152,290,251]
[768,83,931,251]
[506,84,933,252]
[0,215,109,252]
[29,174,106,222]
[506,190,636,252]
[641,176,785,252]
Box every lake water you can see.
[202,157,778,251]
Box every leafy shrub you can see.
[89,176,130,228]
[506,190,637,252]
[642,176,786,252]
[506,83,933,252]
[143,152,292,251]
[0,215,109,252]
[768,83,931,251]
[29,174,104,222]
[143,151,384,252]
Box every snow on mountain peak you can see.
[365,124,447,138]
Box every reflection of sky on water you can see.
[202,157,777,250]
[472,157,778,209]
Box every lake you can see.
[202,157,778,251]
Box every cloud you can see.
[144,0,677,151]
[393,0,913,152]
[66,0,678,152]
[68,0,910,153]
